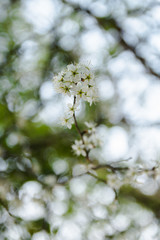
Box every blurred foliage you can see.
[0,0,160,239]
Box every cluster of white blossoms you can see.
[53,63,98,129]
[53,63,98,104]
[72,122,101,157]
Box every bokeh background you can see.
[1,0,160,239]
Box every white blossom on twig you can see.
[72,140,86,157]
[61,115,74,129]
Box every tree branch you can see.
[73,96,84,143]
[63,0,160,80]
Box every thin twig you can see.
[91,164,128,172]
[73,96,84,143]
[87,172,107,183]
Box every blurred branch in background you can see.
[63,0,160,79]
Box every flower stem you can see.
[73,96,84,143]
[73,96,91,163]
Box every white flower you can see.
[54,81,63,93]
[67,64,81,83]
[67,102,79,114]
[61,116,74,129]
[54,71,65,82]
[84,133,101,149]
[67,64,76,72]
[87,89,98,105]
[54,81,71,96]
[84,72,94,82]
[83,135,94,150]
[78,64,92,77]
[90,134,102,147]
[72,140,86,157]
[85,122,96,134]
[72,82,86,99]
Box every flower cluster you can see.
[53,63,98,129]
[53,63,98,103]
[72,122,101,157]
